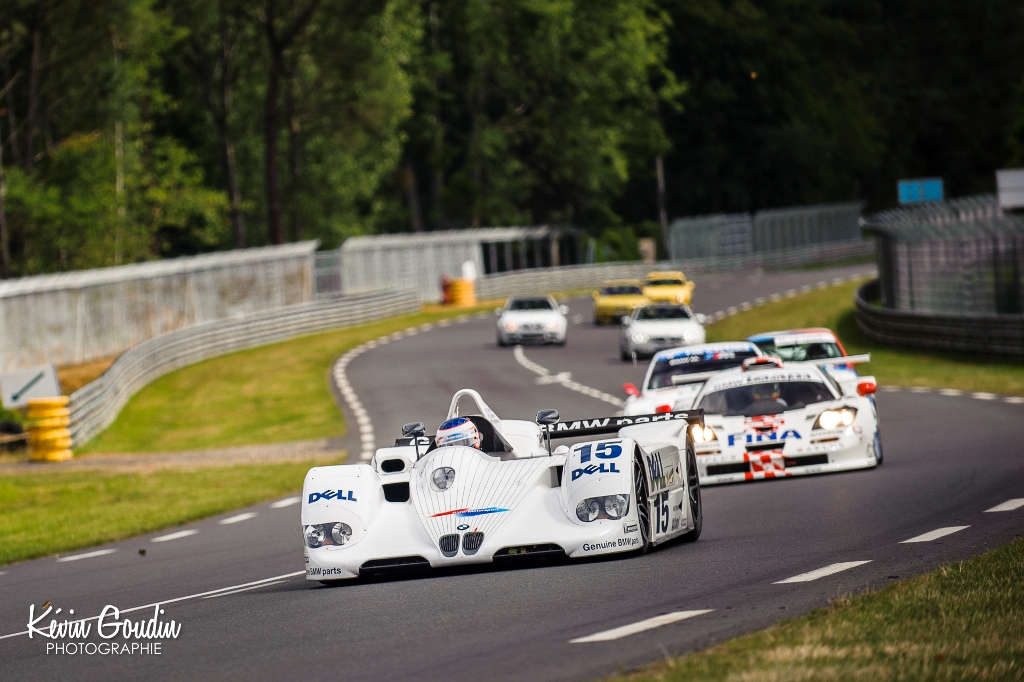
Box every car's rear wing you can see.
[796,353,870,367]
[541,409,703,440]
[670,371,718,385]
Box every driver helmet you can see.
[435,417,483,450]
[752,382,782,402]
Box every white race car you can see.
[496,296,569,346]
[301,389,703,582]
[683,356,881,485]
[623,342,764,415]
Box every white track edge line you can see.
[774,560,872,584]
[570,610,713,643]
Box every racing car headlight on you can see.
[576,495,630,522]
[502,322,518,332]
[631,332,649,344]
[545,320,560,331]
[690,424,717,443]
[431,466,456,491]
[304,524,326,548]
[814,407,857,430]
[331,522,353,545]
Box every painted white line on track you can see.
[571,610,713,643]
[152,530,199,543]
[986,498,1024,512]
[271,497,299,509]
[939,389,962,396]
[0,571,307,641]
[973,392,997,400]
[201,580,287,599]
[220,512,257,525]
[774,561,872,584]
[513,346,624,408]
[909,386,930,393]
[56,549,118,563]
[1005,396,1024,404]
[900,526,969,543]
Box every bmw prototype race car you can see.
[681,355,880,485]
[301,389,703,582]
[622,342,764,416]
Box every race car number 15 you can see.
[578,441,622,463]
[654,493,670,535]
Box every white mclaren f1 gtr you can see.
[301,389,703,582]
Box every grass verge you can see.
[0,456,340,566]
[611,538,1024,681]
[79,303,497,453]
[706,280,1024,395]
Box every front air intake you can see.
[462,532,484,555]
[439,534,459,557]
[381,459,405,473]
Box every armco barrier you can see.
[68,290,419,447]
[476,240,873,300]
[854,280,1024,356]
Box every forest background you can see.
[0,0,1022,277]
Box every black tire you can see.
[873,429,883,465]
[633,451,652,554]
[680,438,702,542]
[497,337,507,347]
[620,348,630,362]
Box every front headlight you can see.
[576,495,630,522]
[631,332,649,344]
[690,424,717,443]
[331,522,353,545]
[502,322,518,332]
[304,524,326,548]
[545,320,560,331]
[431,466,456,491]
[813,407,857,430]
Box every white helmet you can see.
[435,417,483,450]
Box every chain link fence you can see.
[864,194,1024,315]
[668,201,864,261]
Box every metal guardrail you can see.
[67,290,419,446]
[854,280,1024,356]
[476,240,873,299]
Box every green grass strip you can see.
[612,538,1024,681]
[706,280,1024,395]
[81,304,496,453]
[0,458,339,566]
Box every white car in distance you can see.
[620,304,706,360]
[496,295,569,346]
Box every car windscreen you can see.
[754,341,844,361]
[600,286,642,295]
[647,350,759,389]
[507,298,553,311]
[696,380,834,417]
[636,306,690,321]
[647,279,684,286]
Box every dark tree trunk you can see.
[25,28,41,172]
[402,163,424,232]
[286,74,300,242]
[220,8,245,249]
[264,50,283,244]
[2,57,20,167]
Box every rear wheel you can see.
[633,451,651,554]
[873,429,883,465]
[680,439,702,542]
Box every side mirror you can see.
[856,380,877,396]
[553,445,569,456]
[494,307,503,316]
[402,422,426,438]
[621,316,631,325]
[536,409,559,425]
[559,304,569,315]
[695,313,708,325]
[623,383,641,398]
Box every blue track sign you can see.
[898,178,944,205]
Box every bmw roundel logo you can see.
[457,524,469,531]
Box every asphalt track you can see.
[3,263,1024,681]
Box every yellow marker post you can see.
[26,397,73,462]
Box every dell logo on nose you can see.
[308,490,358,504]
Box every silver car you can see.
[620,304,705,360]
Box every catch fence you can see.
[668,201,864,261]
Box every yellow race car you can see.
[643,270,695,305]
[592,279,649,324]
